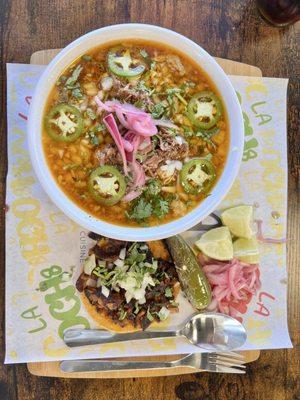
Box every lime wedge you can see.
[221,205,254,239]
[233,237,259,264]
[195,226,233,261]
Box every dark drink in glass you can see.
[256,0,300,26]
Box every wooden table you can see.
[0,1,299,399]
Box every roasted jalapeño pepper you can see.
[180,159,216,195]
[187,91,223,129]
[108,47,145,78]
[45,104,84,142]
[88,166,126,206]
[166,235,212,310]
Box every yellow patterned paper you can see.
[5,64,291,364]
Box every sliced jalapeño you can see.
[88,165,126,206]
[108,47,145,78]
[187,91,223,129]
[45,104,84,142]
[180,158,216,195]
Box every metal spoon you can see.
[64,312,247,351]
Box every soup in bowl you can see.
[28,24,244,241]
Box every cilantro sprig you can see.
[65,65,83,89]
[126,180,170,224]
[57,64,84,99]
[183,126,220,149]
[127,198,153,223]
[150,102,166,119]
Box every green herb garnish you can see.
[195,128,220,149]
[136,80,154,96]
[183,126,219,149]
[165,287,173,298]
[119,308,127,321]
[126,181,170,224]
[90,135,99,146]
[86,130,100,146]
[166,87,181,95]
[72,88,83,99]
[86,108,97,120]
[180,81,196,92]
[63,163,80,171]
[94,123,106,132]
[150,102,166,119]
[140,49,148,58]
[126,243,147,265]
[56,75,67,86]
[145,179,161,196]
[151,136,159,150]
[126,198,153,223]
[65,65,83,89]
[152,197,169,218]
[183,125,194,138]
[134,303,140,314]
[81,54,92,61]
[146,308,154,321]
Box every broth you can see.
[42,40,229,227]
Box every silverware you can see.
[64,313,247,351]
[60,351,246,374]
[190,212,223,231]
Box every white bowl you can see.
[28,23,244,241]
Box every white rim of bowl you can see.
[28,23,244,241]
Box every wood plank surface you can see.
[27,351,260,379]
[1,1,299,399]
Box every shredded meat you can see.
[111,78,153,108]
[88,232,102,241]
[92,236,126,261]
[143,154,161,177]
[95,144,122,166]
[158,142,188,161]
[166,55,185,76]
[143,131,189,177]
[57,86,69,103]
[76,236,179,330]
[158,129,189,158]
[75,273,90,292]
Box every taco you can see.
[76,234,180,332]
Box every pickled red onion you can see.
[103,114,128,175]
[122,189,142,202]
[139,137,151,150]
[124,131,141,155]
[94,97,177,137]
[122,131,145,202]
[122,160,145,202]
[153,118,179,130]
[122,138,134,153]
[200,257,261,318]
[255,219,286,244]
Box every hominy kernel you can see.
[65,173,73,183]
[71,155,82,164]
[69,145,77,154]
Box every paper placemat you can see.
[5,63,292,364]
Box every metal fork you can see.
[60,352,246,374]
